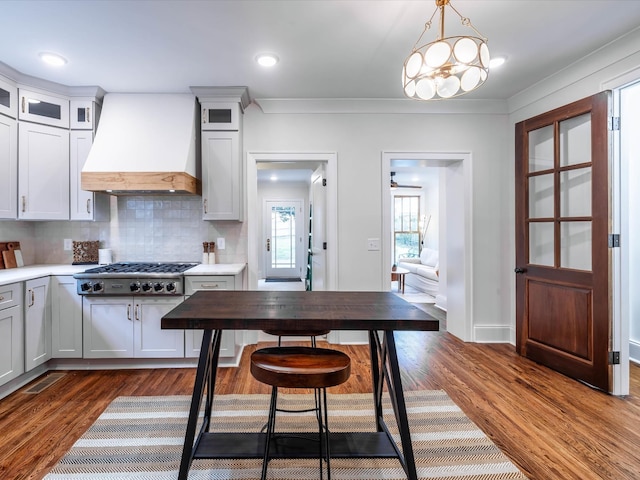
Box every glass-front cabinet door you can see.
[70,99,99,130]
[0,76,17,119]
[18,89,69,128]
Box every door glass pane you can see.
[529,222,554,266]
[0,87,9,108]
[559,113,591,167]
[560,167,591,217]
[393,195,420,262]
[27,99,61,120]
[528,125,554,172]
[529,174,554,218]
[271,206,296,269]
[560,221,591,270]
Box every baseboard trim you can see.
[473,325,514,344]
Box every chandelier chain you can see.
[448,3,487,41]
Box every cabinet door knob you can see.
[21,96,25,113]
[203,198,208,214]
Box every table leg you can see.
[178,329,221,480]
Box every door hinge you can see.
[608,234,620,248]
[609,351,621,365]
[609,116,620,131]
[322,178,327,187]
[323,242,327,250]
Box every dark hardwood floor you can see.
[1,321,639,479]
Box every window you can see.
[393,195,420,263]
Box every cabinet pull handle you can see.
[86,199,91,213]
[200,284,220,289]
[21,196,26,213]
[127,304,131,321]
[202,108,207,124]
[86,107,90,123]
[135,304,140,321]
[203,198,208,214]
[21,96,25,113]
[28,289,35,307]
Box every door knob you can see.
[514,267,526,274]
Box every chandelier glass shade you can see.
[403,0,490,100]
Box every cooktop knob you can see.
[153,282,164,292]
[80,282,92,291]
[141,282,152,292]
[130,282,141,292]
[92,282,103,292]
[165,282,176,292]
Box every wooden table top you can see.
[162,290,439,332]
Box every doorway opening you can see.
[382,152,474,342]
[247,152,338,293]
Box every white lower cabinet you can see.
[0,283,24,386]
[184,275,241,358]
[51,276,83,358]
[83,296,184,359]
[25,277,51,371]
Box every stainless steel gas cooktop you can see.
[73,262,197,295]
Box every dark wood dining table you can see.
[162,290,439,480]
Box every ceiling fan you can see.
[390,171,421,189]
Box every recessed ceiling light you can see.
[39,52,67,67]
[270,175,278,181]
[256,53,279,67]
[489,57,506,69]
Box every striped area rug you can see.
[44,391,528,479]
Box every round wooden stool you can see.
[250,346,351,480]
[262,328,331,347]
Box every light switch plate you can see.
[217,237,225,250]
[367,238,380,251]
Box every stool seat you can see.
[251,346,351,389]
[263,328,330,338]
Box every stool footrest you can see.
[194,432,398,459]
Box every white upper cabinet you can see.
[18,89,69,128]
[70,130,110,221]
[18,122,70,220]
[201,102,240,131]
[70,99,100,130]
[0,114,17,219]
[0,76,17,119]
[201,130,242,221]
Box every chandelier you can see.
[402,0,490,100]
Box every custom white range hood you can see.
[81,93,200,195]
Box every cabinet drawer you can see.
[0,283,21,310]
[185,276,234,295]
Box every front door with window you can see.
[515,92,611,391]
[264,200,303,279]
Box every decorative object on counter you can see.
[72,241,100,265]
[208,242,216,264]
[0,242,22,269]
[98,248,113,265]
[202,241,216,264]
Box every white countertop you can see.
[184,263,246,275]
[0,263,246,286]
[0,264,89,286]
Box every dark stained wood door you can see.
[515,92,612,391]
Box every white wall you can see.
[244,109,510,336]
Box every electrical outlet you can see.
[217,237,225,250]
[63,239,73,251]
[367,238,380,251]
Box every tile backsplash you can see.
[0,195,246,266]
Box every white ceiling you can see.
[2,1,640,102]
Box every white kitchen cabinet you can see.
[201,101,240,131]
[18,89,69,128]
[83,296,184,359]
[0,283,24,386]
[0,114,17,219]
[18,122,70,220]
[201,130,242,221]
[25,277,51,372]
[70,130,110,221]
[0,75,17,119]
[184,275,241,358]
[70,99,100,130]
[51,276,83,358]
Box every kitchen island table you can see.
[162,290,439,480]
